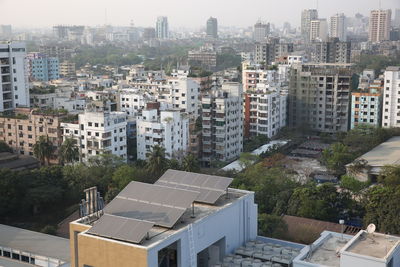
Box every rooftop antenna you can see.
[316,0,319,12]
[105,8,108,25]
[379,0,382,9]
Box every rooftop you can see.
[0,224,70,262]
[344,231,400,259]
[305,234,351,266]
[352,136,400,167]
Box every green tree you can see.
[146,145,169,178]
[322,143,354,175]
[33,136,55,165]
[238,153,259,170]
[378,165,400,186]
[182,154,200,172]
[363,185,400,234]
[112,165,138,190]
[258,214,288,239]
[340,175,369,193]
[59,138,79,165]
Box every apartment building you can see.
[188,48,217,70]
[301,9,318,40]
[158,76,200,120]
[254,21,270,42]
[0,42,29,112]
[156,16,169,39]
[310,19,328,42]
[0,108,63,162]
[369,9,392,42]
[311,37,351,64]
[136,109,189,160]
[59,61,76,78]
[202,83,243,166]
[254,40,294,65]
[61,110,127,162]
[244,84,287,138]
[27,52,59,82]
[351,92,382,129]
[241,62,279,92]
[288,63,352,133]
[330,13,347,41]
[119,89,154,117]
[382,66,400,128]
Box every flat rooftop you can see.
[305,235,351,267]
[0,224,70,262]
[345,232,400,259]
[77,188,249,248]
[353,136,400,167]
[0,257,34,267]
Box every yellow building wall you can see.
[70,221,148,267]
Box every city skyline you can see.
[1,0,399,29]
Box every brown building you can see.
[0,108,65,163]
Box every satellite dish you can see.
[367,224,376,234]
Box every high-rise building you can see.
[330,13,347,41]
[61,110,128,162]
[59,61,76,78]
[156,16,169,39]
[136,109,189,160]
[206,17,218,38]
[395,9,400,28]
[201,83,243,166]
[382,67,400,128]
[311,37,351,64]
[288,63,352,133]
[143,27,156,41]
[310,19,328,42]
[301,9,318,40]
[254,39,294,65]
[243,84,287,138]
[27,53,59,82]
[254,21,270,42]
[0,42,29,112]
[369,10,392,42]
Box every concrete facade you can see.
[0,42,29,112]
[382,67,400,128]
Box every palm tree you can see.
[146,145,169,176]
[33,135,55,165]
[59,138,79,165]
[182,153,200,173]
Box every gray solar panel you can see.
[118,181,200,209]
[104,198,186,228]
[103,181,200,228]
[155,169,233,204]
[87,214,154,244]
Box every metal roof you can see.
[0,224,70,262]
[156,169,233,204]
[87,214,154,244]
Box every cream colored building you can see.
[0,108,64,163]
[369,9,392,42]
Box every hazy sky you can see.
[1,0,399,29]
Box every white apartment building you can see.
[242,62,279,92]
[158,76,200,120]
[119,89,155,117]
[202,83,243,166]
[310,19,328,42]
[136,109,189,160]
[244,84,287,138]
[382,66,400,128]
[301,9,319,40]
[369,9,392,42]
[330,13,347,41]
[0,42,29,112]
[61,110,128,162]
